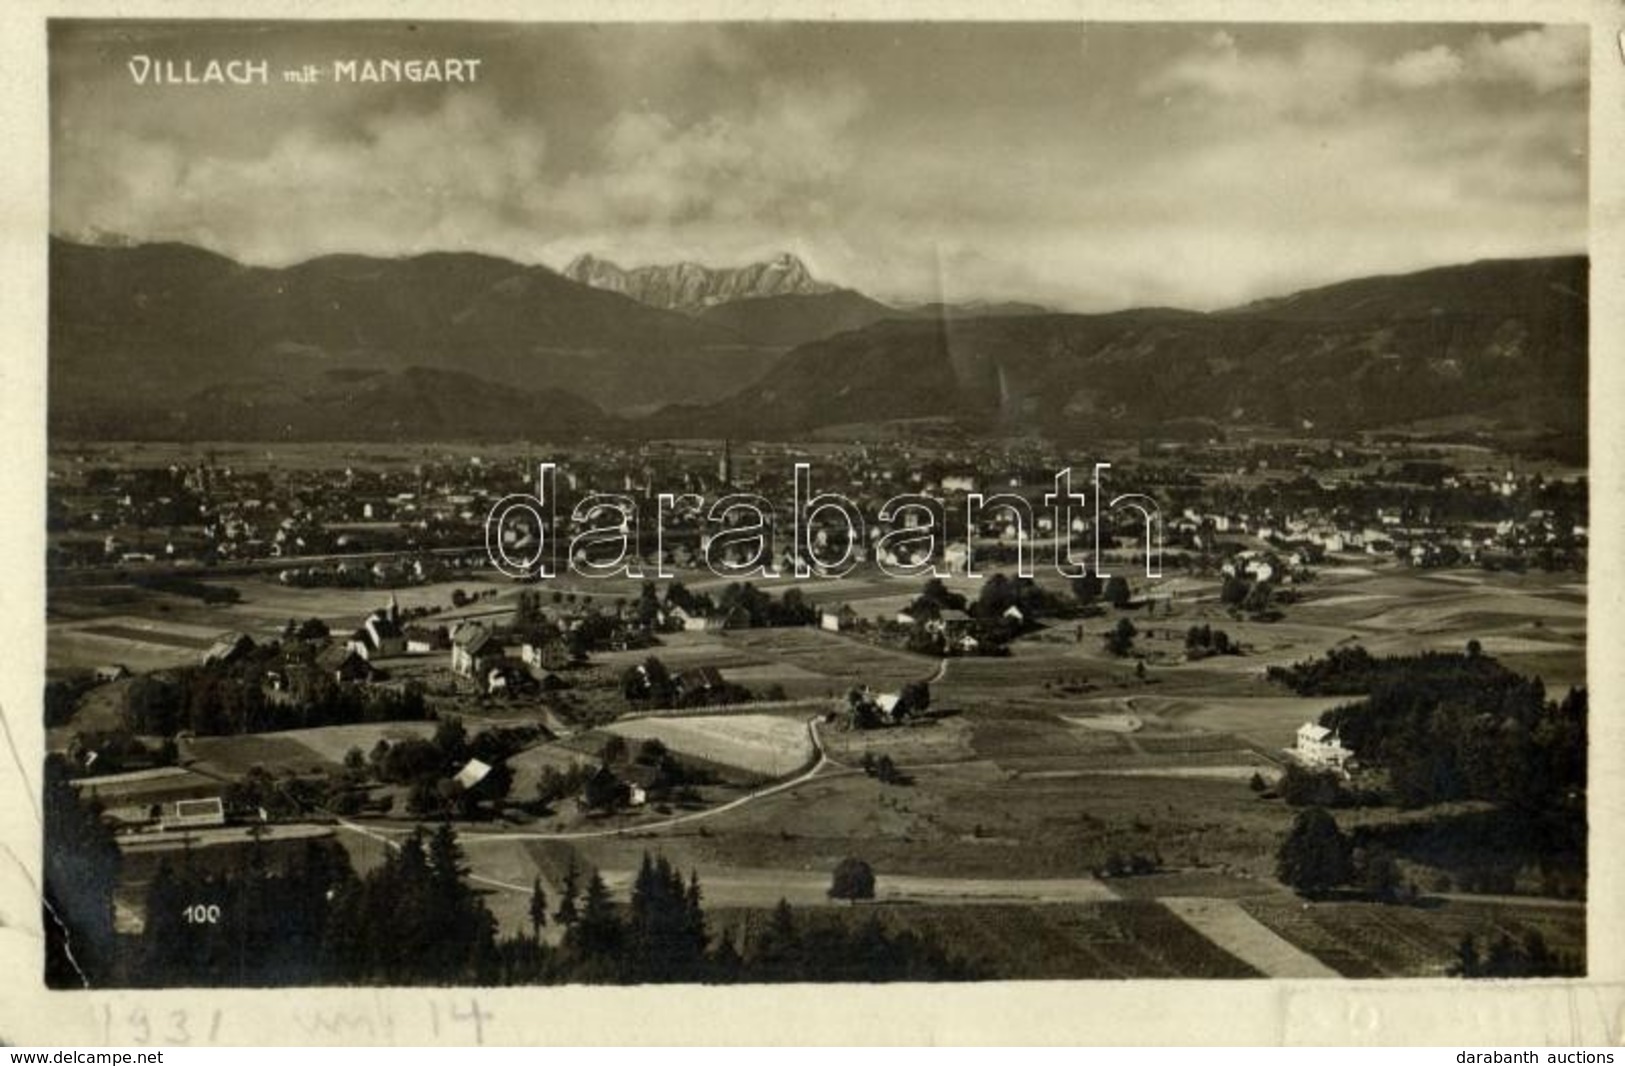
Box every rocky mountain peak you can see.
[561,251,834,313]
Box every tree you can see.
[1103,575,1132,608]
[1243,581,1274,615]
[1275,807,1352,898]
[626,853,707,982]
[565,871,624,964]
[406,777,442,817]
[432,716,469,765]
[1220,576,1251,606]
[1103,617,1137,657]
[1354,845,1401,904]
[601,735,630,765]
[1071,571,1103,606]
[554,858,581,927]
[828,857,877,902]
[528,877,548,942]
[897,680,931,719]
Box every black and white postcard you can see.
[2,0,1620,1046]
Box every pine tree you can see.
[684,870,708,959]
[627,853,702,982]
[752,898,800,980]
[554,857,581,926]
[528,877,549,942]
[565,870,624,974]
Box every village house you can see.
[521,634,574,672]
[933,608,974,637]
[668,605,724,633]
[1293,722,1355,775]
[404,624,448,655]
[821,604,858,633]
[450,622,499,679]
[318,644,378,685]
[675,665,726,702]
[202,631,254,666]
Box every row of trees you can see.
[120,651,430,738]
[119,830,972,986]
[1183,624,1238,660]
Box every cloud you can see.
[1381,45,1465,89]
[55,93,549,263]
[542,78,868,263]
[1468,26,1588,92]
[1142,33,1369,118]
[1150,25,1586,119]
[54,74,867,270]
[1382,26,1587,93]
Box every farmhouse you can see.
[202,631,254,666]
[404,625,448,655]
[668,605,724,633]
[521,634,574,671]
[1293,722,1355,773]
[676,665,726,701]
[450,622,499,679]
[319,646,377,685]
[821,604,858,632]
[453,758,492,792]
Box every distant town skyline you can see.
[51,20,1587,311]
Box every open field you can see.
[180,722,436,778]
[280,721,440,763]
[721,628,937,690]
[709,900,1262,979]
[72,766,224,807]
[604,713,815,777]
[46,577,517,672]
[1160,897,1338,977]
[184,733,332,778]
[1238,896,1586,978]
[49,624,209,674]
[1075,694,1353,751]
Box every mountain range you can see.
[694,257,1587,448]
[561,251,835,313]
[48,239,1587,449]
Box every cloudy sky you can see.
[51,20,1587,311]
